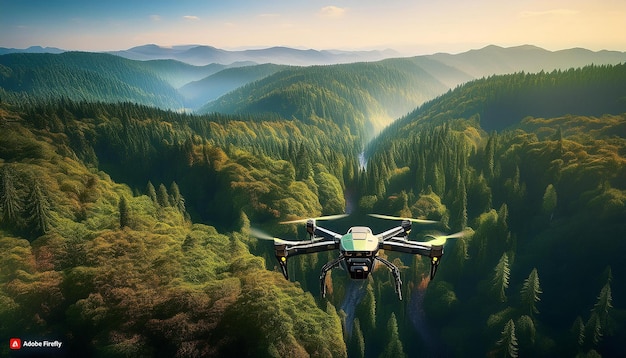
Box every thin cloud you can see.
[150,15,161,22]
[520,9,580,18]
[183,15,200,21]
[320,6,347,18]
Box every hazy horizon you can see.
[1,0,625,57]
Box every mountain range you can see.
[2,44,626,135]
[0,44,401,66]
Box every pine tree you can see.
[169,181,186,214]
[572,316,585,347]
[356,282,376,334]
[592,282,613,327]
[0,166,22,226]
[25,179,53,236]
[520,268,542,317]
[380,313,406,358]
[119,195,130,228]
[350,318,365,358]
[492,252,510,302]
[157,183,170,207]
[146,180,157,204]
[496,319,519,358]
[541,184,557,219]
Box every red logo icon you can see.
[10,338,21,350]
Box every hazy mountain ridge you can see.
[0,52,185,109]
[108,44,401,66]
[2,44,626,121]
[179,63,288,109]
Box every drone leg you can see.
[319,255,344,298]
[375,256,403,300]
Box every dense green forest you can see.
[1,58,626,357]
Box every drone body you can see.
[261,214,462,300]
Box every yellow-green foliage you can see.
[0,109,346,357]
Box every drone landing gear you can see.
[320,255,344,298]
[375,256,403,300]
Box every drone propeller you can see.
[424,231,466,246]
[368,213,438,224]
[279,214,348,225]
[249,228,292,244]
[249,227,328,244]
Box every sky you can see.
[1,0,625,55]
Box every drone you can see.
[252,214,464,300]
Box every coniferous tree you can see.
[542,184,557,219]
[380,313,406,358]
[25,179,53,236]
[119,195,130,228]
[492,252,511,302]
[169,181,186,214]
[520,268,542,317]
[0,165,22,226]
[592,282,613,327]
[356,282,376,334]
[572,316,585,347]
[350,318,365,358]
[146,180,157,204]
[496,319,519,358]
[157,183,170,207]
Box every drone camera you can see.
[401,220,412,235]
[306,219,315,237]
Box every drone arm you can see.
[380,240,444,280]
[274,240,339,280]
[320,255,344,298]
[375,256,403,300]
[377,226,407,241]
[315,226,343,240]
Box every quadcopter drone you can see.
[252,214,464,300]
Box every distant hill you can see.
[179,63,287,109]
[0,52,185,109]
[109,44,401,66]
[425,44,626,79]
[197,59,463,139]
[370,62,626,151]
[0,45,65,55]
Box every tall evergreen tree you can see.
[0,165,22,226]
[541,184,557,219]
[25,179,53,236]
[119,195,130,228]
[520,268,542,317]
[157,183,170,207]
[492,252,511,302]
[146,180,157,204]
[496,319,519,358]
[380,313,406,358]
[350,318,365,358]
[169,181,186,214]
[356,282,376,334]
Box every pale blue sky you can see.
[1,0,625,54]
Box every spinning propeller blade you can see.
[249,228,291,244]
[425,231,466,246]
[368,213,438,224]
[279,214,348,225]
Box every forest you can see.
[1,56,625,357]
